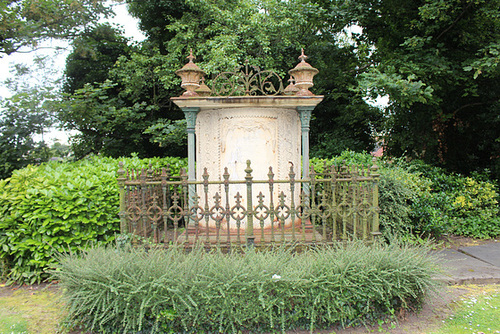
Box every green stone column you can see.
[297,106,313,194]
[182,107,199,203]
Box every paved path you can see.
[434,240,500,284]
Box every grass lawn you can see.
[430,285,500,334]
[0,283,62,334]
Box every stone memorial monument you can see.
[171,49,323,234]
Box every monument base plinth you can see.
[177,219,323,246]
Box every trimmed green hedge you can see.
[0,156,187,283]
[56,241,438,333]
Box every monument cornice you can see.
[171,95,324,110]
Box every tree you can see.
[345,0,500,178]
[121,0,379,157]
[63,23,130,94]
[0,86,57,178]
[0,1,116,176]
[124,0,186,55]
[48,141,70,159]
[60,80,150,159]
[60,38,188,158]
[308,42,381,157]
[0,0,111,56]
[0,52,63,178]
[108,46,187,156]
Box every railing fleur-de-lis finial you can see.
[187,48,195,63]
[298,48,308,62]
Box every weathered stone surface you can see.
[171,96,323,230]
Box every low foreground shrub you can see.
[56,241,438,333]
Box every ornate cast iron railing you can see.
[117,160,380,248]
[210,61,285,96]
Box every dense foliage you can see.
[3,0,498,183]
[117,0,500,179]
[403,161,500,239]
[56,242,437,333]
[0,156,187,283]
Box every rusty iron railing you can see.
[117,160,380,248]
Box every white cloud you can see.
[107,2,146,42]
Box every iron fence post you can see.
[245,160,255,248]
[117,162,127,234]
[289,163,296,241]
[139,168,148,240]
[370,158,382,239]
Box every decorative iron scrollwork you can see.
[119,159,381,245]
[211,61,284,96]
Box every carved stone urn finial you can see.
[175,49,206,97]
[288,48,319,96]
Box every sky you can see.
[0,2,146,145]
